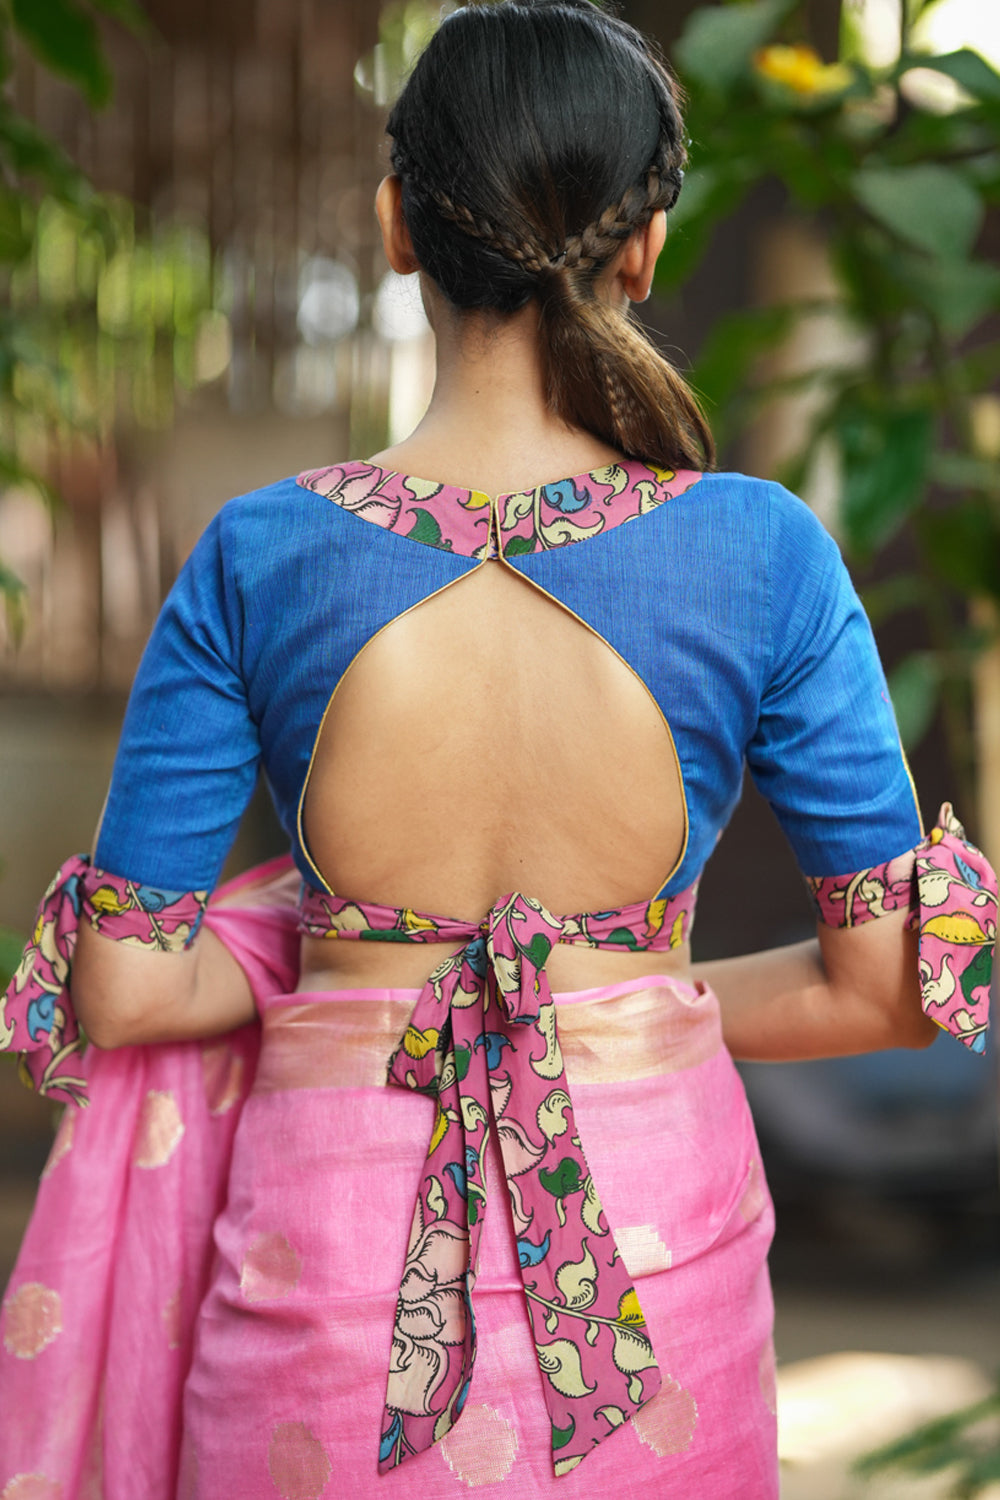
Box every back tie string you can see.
[378,890,662,1477]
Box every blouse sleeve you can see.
[745,484,922,877]
[94,503,261,893]
[745,486,996,1052]
[2,506,261,1103]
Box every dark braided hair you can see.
[387,0,713,471]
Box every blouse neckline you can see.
[297,457,703,559]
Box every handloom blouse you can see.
[93,461,922,893]
[4,459,996,1479]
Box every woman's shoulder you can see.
[694,470,841,563]
[198,466,364,578]
[695,469,823,519]
[213,469,334,532]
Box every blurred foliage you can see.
[857,1379,1000,1498]
[662,0,1000,805]
[354,0,455,107]
[0,0,218,643]
[0,923,22,988]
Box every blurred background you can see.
[0,0,998,1493]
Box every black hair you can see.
[387,0,713,470]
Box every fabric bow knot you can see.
[380,891,661,1478]
[806,803,997,1054]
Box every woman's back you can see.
[304,547,684,918]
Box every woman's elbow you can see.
[899,1008,940,1050]
[71,921,196,1048]
[73,986,150,1050]
[874,992,940,1051]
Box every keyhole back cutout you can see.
[301,561,687,921]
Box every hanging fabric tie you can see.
[376,890,663,1478]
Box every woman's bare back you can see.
[300,554,690,992]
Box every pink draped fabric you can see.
[0,874,777,1498]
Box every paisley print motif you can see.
[300,885,695,1478]
[807,804,996,1052]
[1,856,208,1104]
[296,459,704,560]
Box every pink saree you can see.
[0,865,778,1499]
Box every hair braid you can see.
[386,0,714,470]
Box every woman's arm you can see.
[72,919,257,1049]
[697,908,938,1061]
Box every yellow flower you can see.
[921,913,989,945]
[755,44,852,97]
[428,1101,455,1155]
[401,907,438,933]
[403,1025,439,1060]
[645,898,668,937]
[88,885,131,916]
[616,1288,646,1326]
[669,909,687,948]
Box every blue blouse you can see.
[94,463,922,899]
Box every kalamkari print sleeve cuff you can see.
[1,856,209,1106]
[806,803,997,1053]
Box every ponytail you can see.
[387,0,715,471]
[538,272,714,472]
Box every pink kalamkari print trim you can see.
[1,858,208,1104]
[807,803,996,1053]
[298,881,695,1477]
[296,459,703,560]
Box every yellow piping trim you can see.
[897,737,923,834]
[295,558,488,895]
[494,500,690,898]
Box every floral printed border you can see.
[807,804,996,1052]
[2,857,208,1104]
[297,460,703,560]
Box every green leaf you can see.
[669,165,735,231]
[692,302,803,411]
[655,171,752,291]
[0,445,56,507]
[858,1385,1000,1478]
[859,574,924,627]
[917,501,1000,602]
[0,107,94,210]
[0,186,32,263]
[929,452,1000,492]
[405,507,447,548]
[11,0,113,108]
[910,48,1000,104]
[538,1159,584,1198]
[551,1417,576,1452]
[0,561,28,648]
[674,0,796,89]
[522,933,552,970]
[0,926,27,989]
[835,404,934,556]
[887,653,939,750]
[605,926,639,949]
[852,165,983,261]
[503,534,534,556]
[894,253,1000,338]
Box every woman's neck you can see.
[369,295,622,496]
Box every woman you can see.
[2,3,994,1497]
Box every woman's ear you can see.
[375,175,420,275]
[614,209,667,304]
